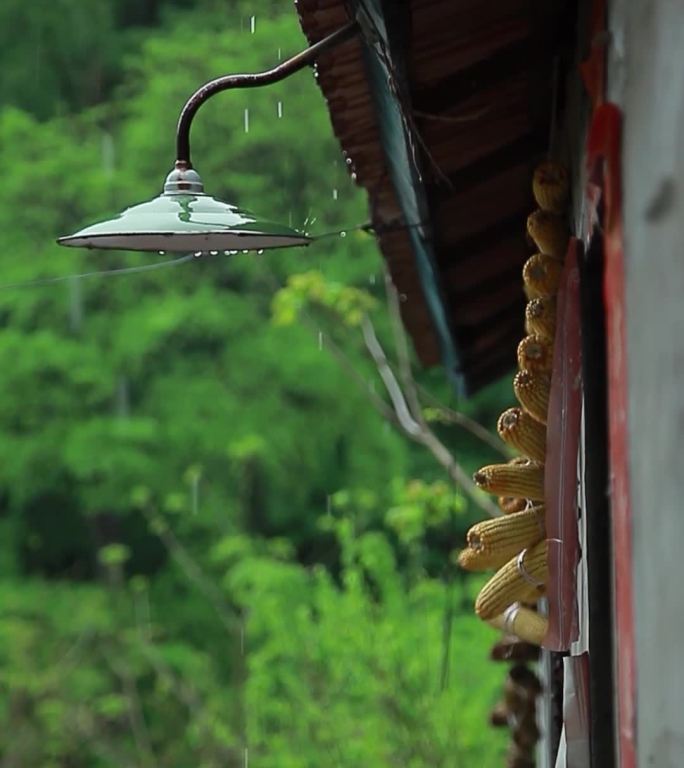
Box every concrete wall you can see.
[608,2,684,765]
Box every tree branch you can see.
[361,315,499,518]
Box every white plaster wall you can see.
[608,1,684,765]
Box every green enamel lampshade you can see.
[57,164,310,253]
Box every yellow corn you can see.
[475,542,548,620]
[473,461,545,500]
[488,604,549,646]
[532,161,569,213]
[498,496,527,515]
[459,507,545,570]
[514,369,550,424]
[517,334,553,374]
[526,210,569,260]
[497,407,547,462]
[525,297,556,341]
[523,253,563,299]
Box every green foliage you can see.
[0,2,512,765]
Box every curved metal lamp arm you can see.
[175,19,360,166]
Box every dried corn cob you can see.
[517,334,553,374]
[490,637,540,663]
[489,703,510,727]
[513,369,550,424]
[532,161,569,213]
[475,541,548,620]
[498,496,527,515]
[473,461,545,500]
[527,209,569,259]
[513,714,541,751]
[522,253,563,299]
[488,603,549,646]
[460,507,545,571]
[497,407,547,463]
[525,297,557,341]
[509,664,543,695]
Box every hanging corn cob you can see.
[497,407,547,463]
[517,334,553,374]
[513,369,550,424]
[490,637,541,663]
[457,506,545,572]
[522,253,563,299]
[532,161,569,213]
[475,541,548,620]
[488,604,549,646]
[498,496,528,515]
[526,209,569,260]
[525,296,557,341]
[473,460,545,500]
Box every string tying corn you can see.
[475,541,548,620]
[522,253,563,299]
[473,461,545,500]
[525,297,556,341]
[526,210,569,260]
[513,369,550,424]
[458,506,545,572]
[497,407,546,462]
[517,334,553,374]
[488,604,548,647]
[498,496,528,515]
[532,161,569,213]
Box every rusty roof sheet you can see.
[297,0,567,393]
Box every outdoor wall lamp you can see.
[57,19,360,254]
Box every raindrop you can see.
[158,250,166,255]
[242,250,249,254]
[351,172,358,182]
[345,157,353,166]
[193,251,203,258]
[277,101,283,118]
[250,15,256,34]
[277,47,282,61]
[244,108,250,133]
[244,748,249,768]
[339,231,347,238]
[191,473,200,516]
[399,293,408,302]
[332,188,338,200]
[369,274,376,285]
[223,251,231,256]
[318,330,324,350]
[326,494,332,517]
[209,250,219,256]
[257,249,264,255]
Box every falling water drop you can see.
[399,293,408,302]
[369,274,376,285]
[257,249,264,255]
[244,108,250,133]
[250,15,256,33]
[193,251,203,258]
[326,494,332,517]
[318,330,324,350]
[277,101,283,118]
[158,250,166,255]
[277,47,282,61]
[339,231,347,238]
[332,188,338,200]
[209,250,219,256]
[191,473,200,516]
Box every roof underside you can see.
[297,0,569,394]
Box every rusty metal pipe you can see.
[175,19,360,165]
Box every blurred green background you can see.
[0,1,513,765]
